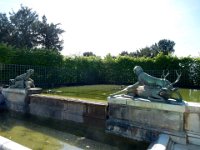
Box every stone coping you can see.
[31,94,107,106]
[185,102,200,113]
[108,96,186,113]
[0,136,31,150]
[148,134,170,150]
[2,88,27,94]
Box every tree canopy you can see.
[119,39,176,57]
[83,51,96,57]
[0,5,64,51]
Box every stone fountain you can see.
[106,66,200,149]
[2,69,42,113]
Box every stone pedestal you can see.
[185,102,200,145]
[2,88,42,113]
[2,88,28,112]
[27,88,42,95]
[106,95,186,144]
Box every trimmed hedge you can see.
[0,44,200,88]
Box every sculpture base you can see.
[28,88,42,94]
[106,95,187,144]
[2,88,28,113]
[2,87,42,113]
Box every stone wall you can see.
[185,102,200,145]
[106,96,200,146]
[29,95,107,126]
[3,93,200,147]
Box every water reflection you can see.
[0,113,118,150]
[0,112,148,150]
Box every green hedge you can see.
[0,44,200,88]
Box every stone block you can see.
[108,103,184,132]
[29,95,107,124]
[85,103,107,119]
[2,88,27,103]
[108,96,185,112]
[2,88,28,112]
[67,102,86,115]
[61,111,84,123]
[107,95,186,143]
[0,136,31,150]
[186,102,200,113]
[185,102,200,145]
[187,133,200,146]
[185,113,200,133]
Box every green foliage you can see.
[0,43,63,66]
[0,43,13,63]
[83,51,96,57]
[37,15,64,51]
[64,56,104,84]
[0,43,200,88]
[120,39,175,58]
[158,39,175,55]
[9,5,39,49]
[0,5,64,51]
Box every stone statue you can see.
[110,66,183,103]
[0,87,5,104]
[9,69,35,89]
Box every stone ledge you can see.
[29,94,107,123]
[0,136,31,150]
[30,94,107,106]
[2,88,27,94]
[185,102,200,113]
[108,96,185,113]
[147,134,170,150]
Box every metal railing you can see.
[0,63,199,88]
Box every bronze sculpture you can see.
[110,66,183,103]
[9,69,35,89]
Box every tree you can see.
[0,5,65,51]
[119,51,129,56]
[0,13,13,44]
[130,46,158,58]
[9,5,39,49]
[129,39,175,58]
[38,16,64,51]
[158,39,175,55]
[83,51,96,57]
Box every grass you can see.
[43,85,124,103]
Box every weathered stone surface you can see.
[0,136,31,150]
[108,96,185,112]
[186,102,200,113]
[2,88,27,103]
[29,95,107,124]
[107,95,187,143]
[27,88,42,94]
[2,88,28,112]
[109,104,183,131]
[184,102,200,145]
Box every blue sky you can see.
[1,0,200,57]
